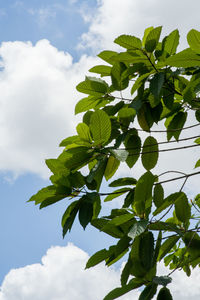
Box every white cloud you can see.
[0,244,200,300]
[0,244,140,300]
[0,39,99,178]
[80,0,200,52]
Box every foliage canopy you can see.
[30,27,200,299]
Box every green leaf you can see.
[58,147,92,171]
[110,149,128,162]
[153,231,162,264]
[167,111,187,141]
[142,26,154,47]
[164,29,180,55]
[109,177,137,187]
[125,133,141,168]
[75,95,109,115]
[150,73,165,106]
[114,34,142,50]
[154,192,187,216]
[183,232,200,260]
[145,26,162,52]
[62,200,81,237]
[158,236,180,261]
[195,137,200,144]
[118,107,136,127]
[108,213,135,226]
[187,29,200,53]
[153,276,172,287]
[86,249,110,269]
[141,136,159,170]
[89,65,111,76]
[98,50,118,64]
[89,157,108,192]
[90,110,111,145]
[131,72,152,95]
[104,156,120,181]
[76,123,92,143]
[111,62,129,91]
[134,172,155,217]
[195,110,200,122]
[139,282,158,300]
[137,103,154,131]
[139,231,154,271]
[157,287,173,300]
[153,184,164,208]
[103,278,144,300]
[79,200,93,230]
[195,159,200,168]
[104,188,130,202]
[166,48,200,67]
[175,193,191,223]
[128,220,148,240]
[121,258,132,286]
[76,77,108,96]
[45,159,70,176]
[29,185,66,205]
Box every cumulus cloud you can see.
[0,244,200,300]
[0,244,140,300]
[80,0,200,52]
[0,39,99,178]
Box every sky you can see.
[0,0,200,299]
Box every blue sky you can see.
[0,0,200,299]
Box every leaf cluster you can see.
[29,27,200,300]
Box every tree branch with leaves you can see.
[29,26,200,300]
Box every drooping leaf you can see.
[79,196,94,229]
[158,236,180,261]
[111,62,129,91]
[141,136,159,170]
[157,287,173,300]
[104,156,120,181]
[154,192,187,216]
[167,111,187,141]
[62,200,81,237]
[175,193,191,223]
[114,34,142,50]
[134,172,155,217]
[90,110,111,145]
[124,133,141,168]
[195,110,200,122]
[139,231,154,271]
[138,282,158,300]
[153,184,164,208]
[150,72,165,106]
